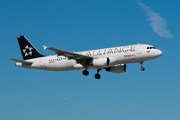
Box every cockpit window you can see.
[147,47,156,49]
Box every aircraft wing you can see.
[44,46,93,65]
[9,59,32,64]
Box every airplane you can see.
[9,36,162,79]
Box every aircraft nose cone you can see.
[157,50,162,57]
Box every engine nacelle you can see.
[92,57,117,67]
[106,64,127,73]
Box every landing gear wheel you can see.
[141,67,145,71]
[94,74,101,79]
[82,70,89,76]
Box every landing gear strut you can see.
[94,68,102,79]
[140,61,145,71]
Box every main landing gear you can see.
[140,61,145,71]
[82,68,102,79]
[94,68,102,79]
[82,70,89,76]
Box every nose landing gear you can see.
[140,61,145,71]
[141,67,145,71]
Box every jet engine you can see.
[106,64,127,73]
[92,57,117,67]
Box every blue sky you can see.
[1,0,180,120]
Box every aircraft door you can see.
[136,44,142,54]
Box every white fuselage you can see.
[15,44,162,71]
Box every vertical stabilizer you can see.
[17,36,44,60]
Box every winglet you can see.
[43,45,47,50]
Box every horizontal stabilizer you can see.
[9,59,32,64]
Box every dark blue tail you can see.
[17,36,44,60]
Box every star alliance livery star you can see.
[10,36,162,79]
